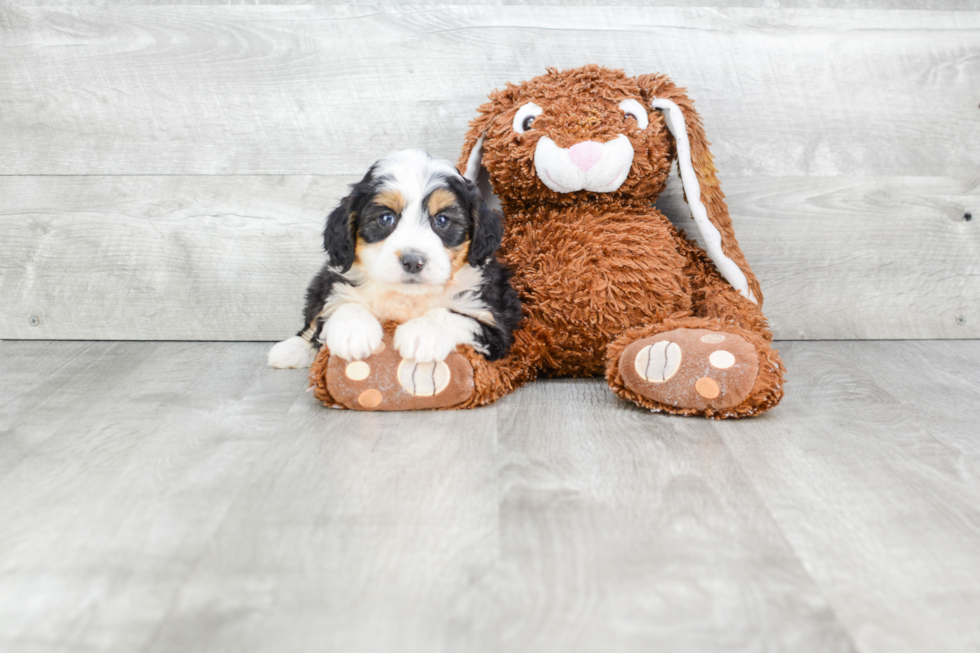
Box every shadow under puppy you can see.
[269,149,521,409]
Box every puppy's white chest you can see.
[370,291,438,323]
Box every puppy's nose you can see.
[568,141,603,172]
[399,250,426,274]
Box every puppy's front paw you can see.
[267,335,316,369]
[325,305,383,361]
[394,317,458,363]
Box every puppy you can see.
[268,149,521,369]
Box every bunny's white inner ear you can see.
[650,97,757,305]
[462,134,501,213]
[463,135,485,182]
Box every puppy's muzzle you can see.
[399,250,427,274]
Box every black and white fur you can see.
[268,149,521,369]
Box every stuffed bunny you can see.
[309,65,783,417]
[454,65,784,417]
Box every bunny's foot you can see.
[308,320,553,411]
[309,333,475,411]
[606,320,784,418]
[621,328,757,411]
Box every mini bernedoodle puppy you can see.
[268,149,521,370]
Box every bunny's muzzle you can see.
[533,135,634,194]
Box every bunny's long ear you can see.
[458,96,507,213]
[638,74,762,305]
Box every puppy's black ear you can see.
[323,196,357,272]
[466,179,504,266]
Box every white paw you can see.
[267,336,316,369]
[325,304,383,361]
[394,316,461,363]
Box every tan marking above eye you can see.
[375,189,405,214]
[427,188,458,216]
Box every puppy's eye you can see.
[434,214,450,229]
[378,212,396,227]
[513,102,543,134]
[617,99,649,129]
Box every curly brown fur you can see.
[454,65,784,417]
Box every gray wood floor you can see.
[1,340,978,652]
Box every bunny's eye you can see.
[618,99,649,129]
[513,102,543,134]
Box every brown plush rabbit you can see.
[310,65,783,417]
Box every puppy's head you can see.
[323,149,502,293]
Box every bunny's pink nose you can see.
[568,141,603,172]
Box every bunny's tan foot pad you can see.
[325,334,474,411]
[619,328,759,411]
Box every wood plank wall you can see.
[1,4,978,341]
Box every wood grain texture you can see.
[493,377,855,652]
[9,0,980,8]
[656,176,980,340]
[2,174,976,340]
[2,5,978,341]
[0,175,353,340]
[0,6,977,177]
[143,390,502,653]
[713,340,980,653]
[0,342,309,651]
[0,341,501,653]
[2,339,980,651]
